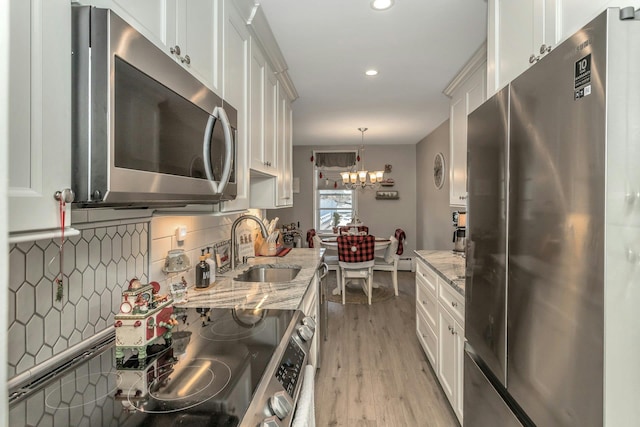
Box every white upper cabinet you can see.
[488,0,558,94]
[174,0,223,94]
[446,47,486,207]
[488,0,637,95]
[249,84,293,209]
[219,0,251,213]
[249,38,277,174]
[90,0,222,94]
[276,91,293,207]
[264,64,278,173]
[9,0,74,236]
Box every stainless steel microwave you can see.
[71,6,236,207]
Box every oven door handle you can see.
[203,106,233,194]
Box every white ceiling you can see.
[257,0,488,147]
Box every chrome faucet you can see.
[230,215,269,271]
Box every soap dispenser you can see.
[195,249,210,288]
[205,246,216,283]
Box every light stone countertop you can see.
[414,250,466,296]
[174,248,325,310]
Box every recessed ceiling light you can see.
[365,69,379,76]
[371,0,394,11]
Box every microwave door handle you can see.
[215,106,233,193]
[203,115,220,193]
[203,107,232,194]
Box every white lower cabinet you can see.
[438,307,458,406]
[416,257,465,425]
[416,307,438,368]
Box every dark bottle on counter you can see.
[195,249,210,288]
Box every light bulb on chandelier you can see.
[340,127,384,189]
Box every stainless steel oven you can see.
[72,6,237,207]
[9,308,316,426]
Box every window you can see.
[317,189,354,233]
[313,150,357,233]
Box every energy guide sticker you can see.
[574,54,591,100]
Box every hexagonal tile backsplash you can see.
[8,222,149,379]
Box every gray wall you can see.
[416,119,459,250]
[270,144,417,256]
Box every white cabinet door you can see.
[416,306,438,369]
[437,305,457,405]
[276,93,293,207]
[449,64,486,207]
[9,0,72,234]
[92,0,176,55]
[454,320,465,423]
[249,39,273,173]
[437,303,464,425]
[176,0,222,93]
[264,65,278,173]
[488,0,559,94]
[220,0,250,213]
[492,0,534,93]
[92,0,221,93]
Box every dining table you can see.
[320,236,391,296]
[320,237,391,251]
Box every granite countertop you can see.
[174,248,325,310]
[414,250,466,296]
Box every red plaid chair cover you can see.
[338,225,369,235]
[337,235,375,262]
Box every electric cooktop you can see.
[9,307,308,427]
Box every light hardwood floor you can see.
[314,271,459,427]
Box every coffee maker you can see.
[452,211,466,252]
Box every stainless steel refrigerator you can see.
[465,8,640,427]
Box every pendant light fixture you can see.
[340,128,384,189]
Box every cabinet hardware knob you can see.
[540,44,552,54]
[181,55,191,65]
[170,45,181,56]
[54,188,75,203]
[451,301,458,307]
[422,300,427,305]
[529,54,540,64]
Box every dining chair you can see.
[373,235,400,296]
[337,234,376,305]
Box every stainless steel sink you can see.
[234,265,301,283]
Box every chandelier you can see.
[340,128,384,189]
